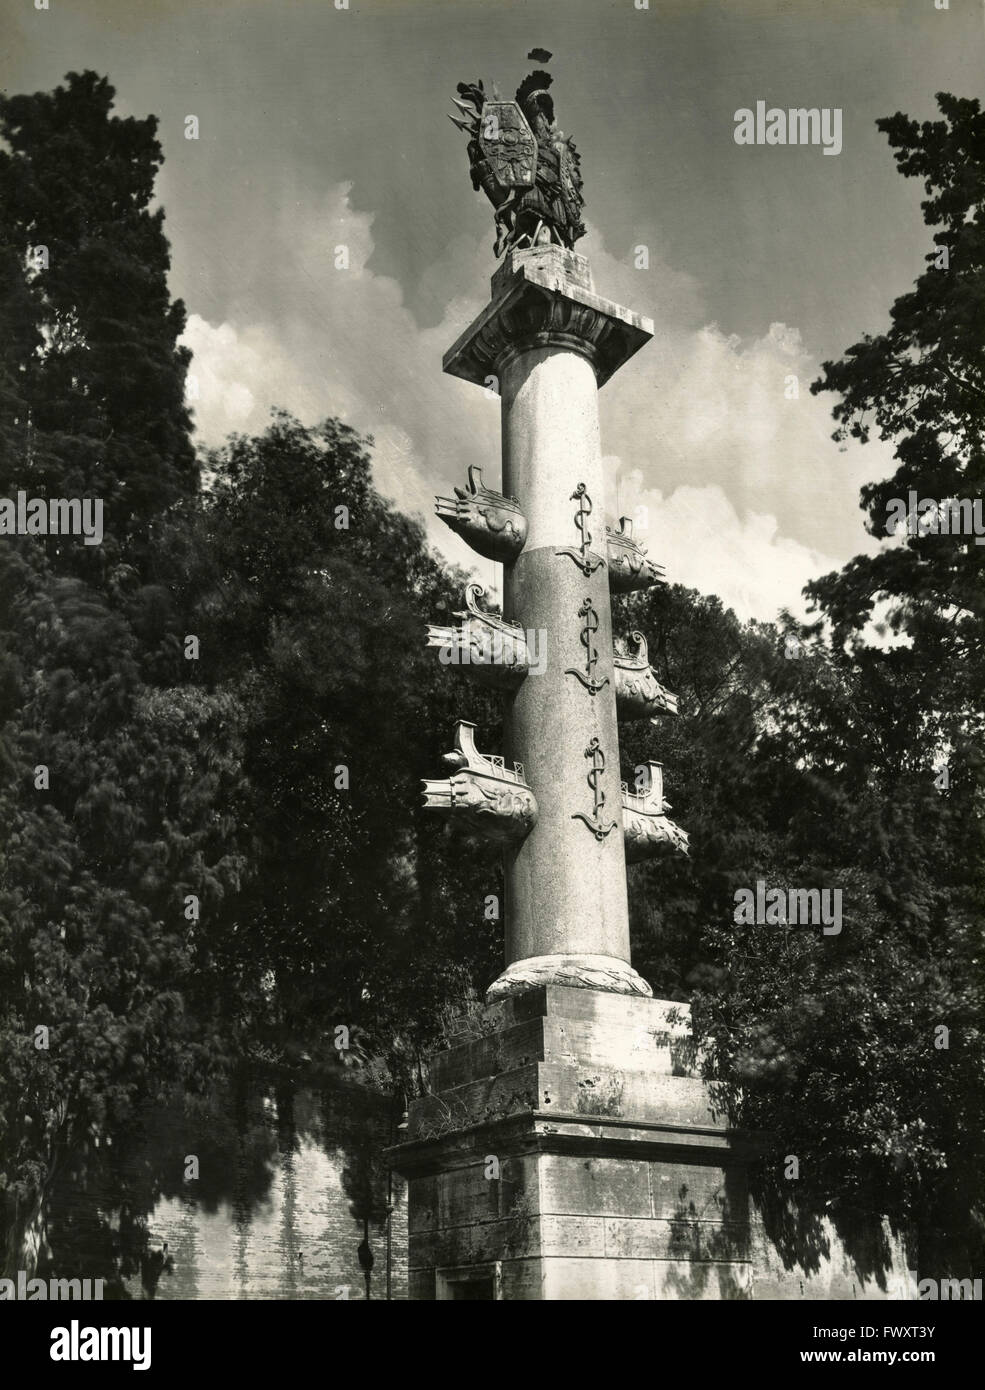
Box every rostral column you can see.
[426,52,687,999]
[390,54,899,1303]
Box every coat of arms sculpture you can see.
[449,49,586,257]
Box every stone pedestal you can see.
[389,986,756,1300]
[408,242,912,1300]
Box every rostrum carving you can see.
[427,583,530,691]
[422,721,537,844]
[614,631,679,722]
[435,465,527,562]
[606,516,665,593]
[622,761,690,863]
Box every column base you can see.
[388,986,910,1299]
[388,986,752,1300]
[485,954,652,1002]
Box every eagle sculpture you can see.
[449,51,586,257]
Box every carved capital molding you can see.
[490,290,633,382]
[444,257,653,389]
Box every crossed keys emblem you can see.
[572,737,616,840]
[555,484,605,577]
[565,597,610,696]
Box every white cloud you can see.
[180,185,888,624]
[610,469,839,624]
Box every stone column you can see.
[395,245,909,1307]
[443,244,654,1000]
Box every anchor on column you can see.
[555,483,605,576]
[564,596,610,695]
[571,737,616,840]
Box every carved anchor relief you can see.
[572,737,616,840]
[555,483,605,577]
[565,596,610,696]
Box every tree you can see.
[797,91,985,1272]
[0,72,241,1282]
[616,574,983,1276]
[190,412,503,1101]
[0,70,197,576]
[809,92,985,749]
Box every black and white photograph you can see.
[1,0,983,1349]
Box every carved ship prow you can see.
[622,761,689,863]
[435,465,527,562]
[426,583,530,690]
[423,720,537,844]
[606,516,666,593]
[614,632,679,723]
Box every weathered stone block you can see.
[541,1257,658,1301]
[538,1154,651,1217]
[652,1260,754,1301]
[409,1268,436,1300]
[499,1259,546,1300]
[407,1175,438,1233]
[649,1162,745,1220]
[431,1018,546,1090]
[538,1214,607,1258]
[389,985,909,1300]
[436,1161,504,1229]
[602,1216,751,1262]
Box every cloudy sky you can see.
[4,0,984,620]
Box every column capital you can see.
[443,246,653,390]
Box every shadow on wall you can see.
[41,1070,406,1300]
[657,1166,906,1300]
[663,1171,753,1301]
[750,1166,905,1298]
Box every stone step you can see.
[410,1060,726,1139]
[432,987,704,1090]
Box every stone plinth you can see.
[388,986,756,1300]
[388,985,911,1300]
